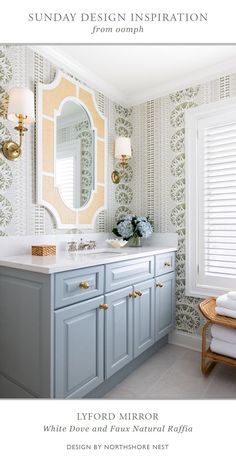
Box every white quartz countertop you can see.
[0,246,177,274]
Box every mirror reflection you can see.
[56,100,94,209]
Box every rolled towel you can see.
[228,292,236,301]
[211,324,236,344]
[210,338,236,359]
[216,294,236,311]
[215,306,236,319]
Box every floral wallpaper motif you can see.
[115,184,133,205]
[115,206,132,222]
[170,101,197,128]
[169,86,200,103]
[0,194,13,228]
[0,158,13,191]
[169,86,201,333]
[0,86,8,118]
[0,46,13,235]
[0,49,12,85]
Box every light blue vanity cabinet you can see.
[104,278,155,379]
[54,265,104,309]
[0,249,176,399]
[155,253,176,340]
[133,278,155,358]
[55,296,104,399]
[104,256,155,379]
[105,286,133,378]
[105,256,154,292]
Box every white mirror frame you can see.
[37,71,107,229]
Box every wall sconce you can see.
[2,87,35,161]
[111,136,132,184]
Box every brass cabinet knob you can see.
[164,262,171,267]
[156,282,164,288]
[99,303,108,310]
[79,281,90,289]
[129,292,137,298]
[135,290,143,297]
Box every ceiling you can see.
[35,45,236,105]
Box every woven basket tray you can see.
[32,245,56,256]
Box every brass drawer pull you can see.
[129,292,137,298]
[135,290,143,297]
[99,303,108,310]
[79,281,90,289]
[164,262,171,267]
[156,283,164,288]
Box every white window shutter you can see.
[186,99,236,297]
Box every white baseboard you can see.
[168,329,203,352]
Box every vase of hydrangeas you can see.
[112,214,153,247]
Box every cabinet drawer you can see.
[105,256,154,292]
[155,252,175,276]
[55,266,104,309]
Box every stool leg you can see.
[201,321,216,375]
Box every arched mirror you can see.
[37,71,106,229]
[56,100,94,209]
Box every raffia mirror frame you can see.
[37,71,107,229]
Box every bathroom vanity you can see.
[0,246,176,399]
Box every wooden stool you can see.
[199,297,236,375]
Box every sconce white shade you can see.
[7,87,35,124]
[115,137,132,159]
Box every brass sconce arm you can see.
[1,86,35,161]
[111,155,129,184]
[3,114,28,161]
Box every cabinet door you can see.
[155,272,176,340]
[55,296,104,398]
[105,287,133,378]
[133,279,155,358]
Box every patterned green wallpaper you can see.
[169,86,202,333]
[1,45,236,336]
[130,75,236,335]
[113,104,134,222]
[0,47,13,236]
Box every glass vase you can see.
[129,235,142,247]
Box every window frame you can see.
[185,97,236,298]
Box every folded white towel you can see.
[228,292,236,301]
[216,294,236,311]
[215,306,236,319]
[210,338,236,359]
[211,324,236,344]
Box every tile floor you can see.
[102,344,236,399]
[1,344,235,399]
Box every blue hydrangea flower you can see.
[117,220,134,239]
[137,216,148,222]
[136,221,153,238]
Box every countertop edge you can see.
[0,246,177,274]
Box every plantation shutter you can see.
[198,109,236,289]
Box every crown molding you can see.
[30,46,236,107]
[128,56,236,106]
[30,45,126,105]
